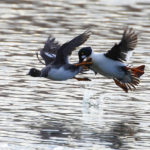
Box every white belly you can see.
[48,67,78,81]
[90,53,126,79]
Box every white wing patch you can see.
[126,51,133,62]
[45,52,56,58]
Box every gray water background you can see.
[0,0,150,149]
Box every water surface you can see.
[0,0,150,150]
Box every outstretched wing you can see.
[40,36,61,65]
[105,28,138,62]
[54,30,91,64]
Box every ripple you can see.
[0,0,150,150]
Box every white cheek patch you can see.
[81,55,86,59]
[45,52,56,58]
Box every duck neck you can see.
[88,50,94,59]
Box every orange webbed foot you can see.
[113,79,128,93]
[74,58,92,67]
[73,77,91,81]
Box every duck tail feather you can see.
[130,65,145,77]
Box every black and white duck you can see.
[28,31,92,81]
[78,28,145,92]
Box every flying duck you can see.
[28,31,92,81]
[78,28,145,92]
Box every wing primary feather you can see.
[40,35,61,65]
[105,27,138,62]
[54,30,91,64]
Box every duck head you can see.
[28,68,41,77]
[78,47,92,62]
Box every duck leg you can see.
[73,77,91,81]
[113,79,128,93]
[74,58,92,68]
[74,61,92,67]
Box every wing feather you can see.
[54,30,91,64]
[40,36,61,65]
[105,27,138,62]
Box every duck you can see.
[78,28,145,92]
[28,31,92,81]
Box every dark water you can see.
[0,0,150,149]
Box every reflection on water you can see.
[0,0,150,150]
[39,119,138,149]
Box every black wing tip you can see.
[123,27,138,39]
[122,27,138,50]
[46,35,60,46]
[41,34,61,53]
[38,34,61,65]
[83,30,92,38]
[105,27,138,62]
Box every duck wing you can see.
[105,27,138,62]
[53,30,91,65]
[40,36,61,65]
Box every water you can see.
[0,0,150,149]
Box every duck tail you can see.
[114,65,145,93]
[130,65,145,78]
